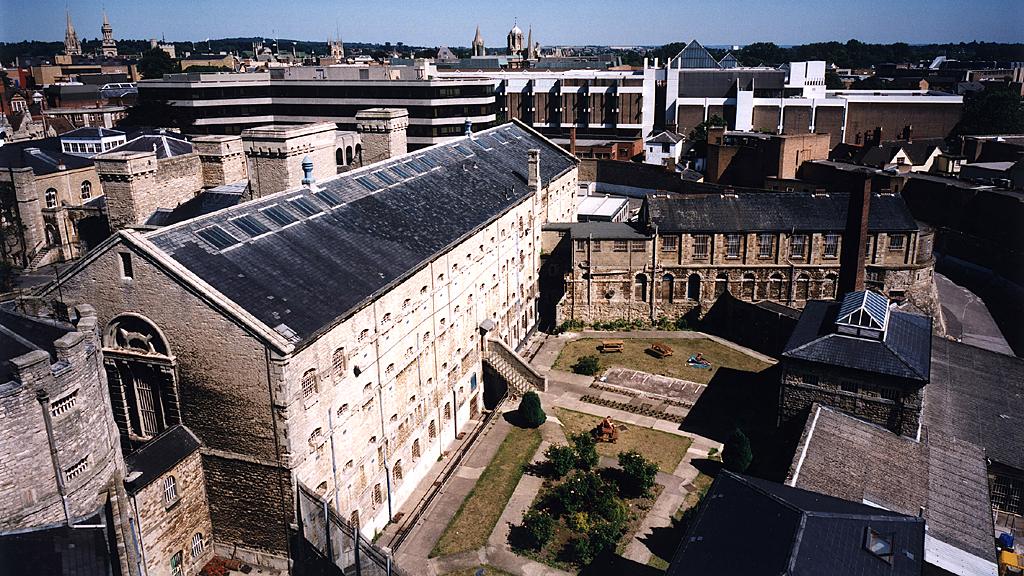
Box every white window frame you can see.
[163,475,178,505]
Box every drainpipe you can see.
[651,225,658,323]
[37,390,72,525]
[327,408,341,513]
[377,386,393,522]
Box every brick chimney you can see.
[838,176,872,295]
[569,127,577,157]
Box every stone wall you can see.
[132,449,213,576]
[778,361,924,438]
[0,306,125,531]
[355,108,409,165]
[96,152,203,230]
[192,135,247,188]
[243,123,338,198]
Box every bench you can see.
[649,342,674,358]
[599,340,625,353]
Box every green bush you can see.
[674,316,690,330]
[518,391,546,428]
[618,450,659,498]
[520,509,554,551]
[557,319,585,334]
[552,470,607,516]
[722,428,753,473]
[570,432,600,470]
[572,355,602,376]
[544,444,577,478]
[589,519,623,554]
[567,534,598,565]
[566,511,590,533]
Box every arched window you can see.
[661,274,674,302]
[795,274,810,300]
[373,483,383,505]
[444,402,452,420]
[301,369,319,398]
[45,188,58,208]
[345,146,354,165]
[715,273,729,297]
[336,148,344,166]
[190,532,205,559]
[80,180,92,199]
[163,475,178,504]
[393,460,403,482]
[823,273,838,299]
[768,273,786,300]
[634,274,648,302]
[687,274,701,301]
[332,348,346,377]
[170,551,183,576]
[429,420,437,439]
[355,144,363,164]
[741,273,756,300]
[412,439,421,459]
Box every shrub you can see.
[545,444,577,478]
[520,509,555,550]
[674,316,689,330]
[553,470,607,516]
[570,432,599,470]
[567,534,598,565]
[572,355,601,376]
[518,391,546,428]
[566,511,590,533]
[618,450,659,498]
[722,428,753,473]
[589,520,623,554]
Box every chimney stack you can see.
[527,149,541,194]
[355,108,409,164]
[570,127,577,157]
[838,175,872,295]
[873,126,883,147]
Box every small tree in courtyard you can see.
[722,428,753,473]
[571,432,600,470]
[572,354,601,376]
[518,391,546,428]
[545,444,577,478]
[618,450,659,497]
[519,509,554,550]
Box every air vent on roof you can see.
[261,204,298,226]
[231,214,270,237]
[288,196,322,217]
[196,225,240,250]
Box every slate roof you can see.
[0,136,94,175]
[104,132,193,159]
[643,191,920,233]
[926,337,1024,471]
[144,187,247,227]
[668,470,925,576]
[142,122,576,346]
[788,405,995,569]
[831,139,945,168]
[545,221,648,240]
[783,299,932,382]
[0,305,74,383]
[60,127,124,140]
[124,425,201,495]
[646,130,684,145]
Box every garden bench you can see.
[599,340,625,353]
[649,342,674,358]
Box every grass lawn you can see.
[553,337,770,385]
[441,565,515,576]
[430,425,542,558]
[554,407,690,473]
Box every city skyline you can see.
[2,0,1022,46]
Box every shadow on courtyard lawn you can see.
[680,364,799,481]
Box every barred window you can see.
[575,239,586,252]
[50,390,78,417]
[358,329,370,341]
[592,240,601,252]
[630,240,646,252]
[661,236,678,252]
[332,348,346,376]
[65,456,89,482]
[790,235,807,258]
[163,475,178,504]
[758,233,773,258]
[824,233,840,258]
[613,240,628,252]
[190,532,205,559]
[888,234,905,251]
[693,235,710,259]
[301,369,318,398]
[726,234,741,258]
[170,551,183,576]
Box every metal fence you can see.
[296,482,407,576]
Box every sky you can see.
[2,0,1022,46]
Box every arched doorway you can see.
[661,274,674,303]
[715,273,729,297]
[741,273,756,300]
[635,274,648,302]
[795,274,810,300]
[767,273,785,300]
[103,314,179,444]
[346,146,354,165]
[823,273,838,299]
[355,144,363,166]
[44,223,60,247]
[336,148,344,166]
[687,274,701,301]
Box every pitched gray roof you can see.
[788,405,995,565]
[647,130,683,145]
[104,133,193,159]
[669,470,925,576]
[143,123,576,345]
[0,305,75,383]
[0,136,94,175]
[124,425,201,494]
[926,337,1024,471]
[643,192,920,233]
[61,126,124,140]
[783,300,932,382]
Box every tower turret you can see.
[101,11,118,57]
[64,11,82,56]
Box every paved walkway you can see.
[935,272,1014,356]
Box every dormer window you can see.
[835,290,890,340]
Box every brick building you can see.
[554,189,935,324]
[41,120,578,569]
[704,129,831,187]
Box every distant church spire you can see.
[526,25,537,60]
[472,25,485,57]
[64,10,82,56]
[101,10,118,57]
[507,20,523,56]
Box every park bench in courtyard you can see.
[649,342,674,358]
[600,339,625,353]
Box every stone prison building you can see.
[35,120,578,570]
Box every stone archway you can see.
[103,314,179,444]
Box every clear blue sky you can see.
[2,0,1022,45]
